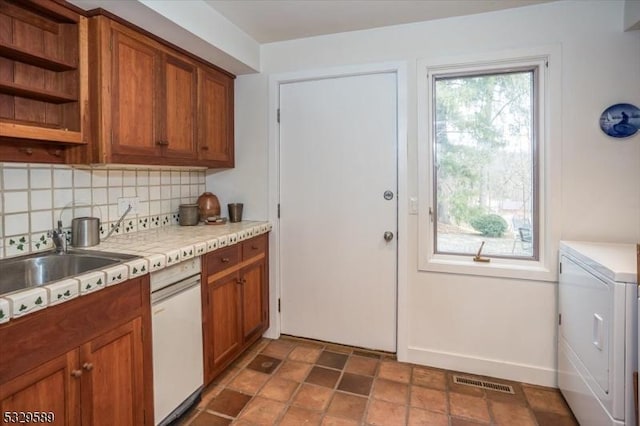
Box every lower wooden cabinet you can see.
[0,276,152,426]
[241,257,268,343]
[80,318,145,426]
[0,351,79,426]
[206,271,242,374]
[202,234,269,384]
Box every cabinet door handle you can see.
[82,362,94,371]
[200,145,209,151]
[236,278,246,284]
[251,245,259,250]
[156,140,169,146]
[221,257,230,263]
[70,369,82,378]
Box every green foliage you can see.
[470,214,508,237]
[434,70,534,227]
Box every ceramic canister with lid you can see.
[197,192,220,221]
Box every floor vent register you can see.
[452,375,515,394]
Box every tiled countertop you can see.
[0,221,272,324]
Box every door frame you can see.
[266,62,408,360]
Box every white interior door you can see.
[279,72,398,352]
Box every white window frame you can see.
[417,46,561,282]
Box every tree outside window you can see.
[433,68,538,259]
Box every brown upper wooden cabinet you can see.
[0,3,234,168]
[81,15,233,167]
[0,0,89,163]
[87,17,198,165]
[198,66,234,165]
[163,54,198,161]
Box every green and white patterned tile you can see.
[206,237,219,252]
[122,219,137,234]
[5,288,48,318]
[125,258,149,279]
[179,245,195,260]
[77,271,106,295]
[45,278,80,306]
[194,242,207,256]
[147,253,166,272]
[227,233,238,245]
[0,298,10,324]
[31,233,53,252]
[138,217,150,230]
[150,216,161,229]
[165,249,181,266]
[104,264,129,286]
[5,235,29,257]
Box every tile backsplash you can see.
[0,163,206,259]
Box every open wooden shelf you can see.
[0,122,83,144]
[0,81,77,103]
[0,0,87,160]
[0,41,77,71]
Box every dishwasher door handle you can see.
[151,276,201,305]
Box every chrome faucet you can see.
[49,220,67,254]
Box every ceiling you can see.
[204,0,557,44]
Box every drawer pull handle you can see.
[83,362,94,371]
[156,140,169,146]
[221,257,230,263]
[71,369,82,378]
[251,245,258,250]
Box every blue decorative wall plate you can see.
[599,103,640,138]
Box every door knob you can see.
[383,231,394,242]
[82,362,94,371]
[70,369,82,378]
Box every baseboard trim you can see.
[406,346,557,388]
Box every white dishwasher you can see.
[151,257,203,426]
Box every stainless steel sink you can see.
[0,249,140,296]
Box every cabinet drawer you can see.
[206,245,239,275]
[242,235,267,260]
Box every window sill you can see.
[420,254,557,282]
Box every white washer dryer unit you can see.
[558,241,638,426]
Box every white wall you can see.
[206,74,270,221]
[210,0,640,386]
[625,0,640,30]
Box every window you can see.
[417,49,561,281]
[433,68,538,259]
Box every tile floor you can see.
[178,336,578,426]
